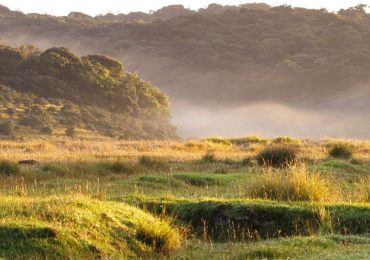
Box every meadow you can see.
[0,135,369,259]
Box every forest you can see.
[0,4,370,106]
[1,3,370,138]
[0,44,176,138]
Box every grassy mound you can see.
[0,195,180,259]
[131,197,370,241]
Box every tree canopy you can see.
[0,44,176,139]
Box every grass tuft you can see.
[246,166,331,202]
[256,145,298,167]
[329,143,353,160]
[0,160,20,176]
[104,161,137,175]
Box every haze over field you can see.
[1,2,370,138]
[0,0,369,15]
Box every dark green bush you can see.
[0,121,14,136]
[0,160,20,176]
[203,137,231,146]
[200,152,216,163]
[139,156,170,172]
[65,127,76,137]
[273,136,301,144]
[329,143,353,160]
[256,145,298,167]
[104,161,137,175]
[5,107,16,115]
[41,126,53,135]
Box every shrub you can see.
[273,136,301,144]
[41,126,53,135]
[247,166,331,202]
[200,152,217,163]
[0,121,14,136]
[230,136,269,145]
[19,116,43,128]
[65,127,76,137]
[104,161,137,175]
[329,143,353,160]
[139,156,170,172]
[0,160,20,176]
[47,106,58,112]
[203,137,231,146]
[256,145,298,167]
[5,107,16,115]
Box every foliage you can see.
[2,4,370,111]
[0,44,176,139]
[138,156,170,172]
[203,137,231,146]
[65,127,75,137]
[256,145,298,167]
[329,143,354,159]
[200,152,217,163]
[0,160,20,176]
[247,166,331,202]
[0,121,14,136]
[273,136,301,144]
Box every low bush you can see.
[0,121,14,136]
[104,161,137,175]
[200,152,217,163]
[273,136,301,144]
[203,137,232,146]
[41,126,53,135]
[0,160,20,176]
[65,127,76,137]
[139,156,170,172]
[230,136,269,146]
[329,143,353,160]
[256,145,298,167]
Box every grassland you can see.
[0,136,368,259]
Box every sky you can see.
[0,0,369,16]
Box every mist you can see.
[171,99,370,139]
[1,4,370,139]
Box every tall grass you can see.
[256,145,298,168]
[329,143,354,160]
[0,160,20,176]
[246,166,332,202]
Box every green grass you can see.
[169,235,370,259]
[314,159,370,173]
[0,149,368,258]
[0,160,20,176]
[128,196,370,241]
[0,195,180,259]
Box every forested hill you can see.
[0,4,369,107]
[0,44,176,139]
[1,3,370,138]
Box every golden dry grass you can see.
[0,136,368,162]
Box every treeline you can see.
[1,4,370,106]
[0,44,176,139]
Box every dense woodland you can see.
[0,3,370,138]
[0,44,176,138]
[1,3,370,107]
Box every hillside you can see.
[0,3,370,137]
[0,44,176,139]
